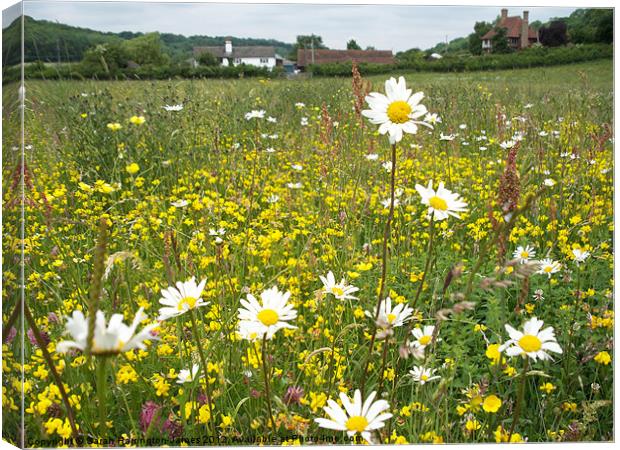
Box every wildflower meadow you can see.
[2,60,614,446]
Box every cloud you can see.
[23,2,578,51]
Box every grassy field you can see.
[2,60,613,445]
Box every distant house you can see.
[296,49,394,70]
[481,9,538,52]
[193,38,283,69]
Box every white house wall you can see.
[232,57,277,69]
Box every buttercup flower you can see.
[314,390,392,444]
[157,277,209,321]
[362,76,431,144]
[415,180,468,221]
[56,308,158,355]
[499,317,562,361]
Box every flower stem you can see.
[261,334,277,434]
[189,309,217,438]
[508,358,529,440]
[361,142,397,396]
[96,356,108,434]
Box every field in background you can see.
[2,60,613,445]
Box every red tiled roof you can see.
[481,16,538,40]
[297,49,394,67]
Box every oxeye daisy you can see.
[314,390,392,444]
[537,259,561,278]
[244,109,265,120]
[572,248,590,264]
[513,245,536,264]
[410,366,441,385]
[157,277,209,321]
[499,317,562,361]
[237,286,297,339]
[177,364,201,384]
[415,180,468,221]
[366,297,413,335]
[362,76,431,144]
[410,325,439,350]
[319,271,359,300]
[56,308,158,355]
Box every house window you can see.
[260,58,269,63]
[234,58,241,64]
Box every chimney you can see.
[225,38,232,55]
[521,11,529,49]
[501,8,508,21]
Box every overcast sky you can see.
[14,1,580,51]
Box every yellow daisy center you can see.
[387,313,397,323]
[331,286,344,297]
[544,266,553,273]
[518,335,542,353]
[387,100,412,124]
[520,251,529,258]
[429,196,448,211]
[345,415,369,433]
[420,374,429,381]
[178,296,197,310]
[418,335,432,346]
[257,309,279,326]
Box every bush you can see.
[308,44,612,77]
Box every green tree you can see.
[346,39,362,50]
[80,41,129,74]
[491,27,511,54]
[197,51,218,66]
[468,21,493,55]
[289,34,327,60]
[121,32,169,66]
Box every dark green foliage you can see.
[197,51,218,66]
[289,34,327,60]
[491,27,511,54]
[426,37,469,55]
[566,9,613,44]
[346,39,362,50]
[540,21,568,47]
[308,44,612,77]
[468,21,493,55]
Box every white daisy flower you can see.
[157,277,209,321]
[237,286,297,340]
[163,104,183,112]
[410,325,439,350]
[544,178,556,187]
[319,271,359,300]
[365,153,379,161]
[537,259,561,278]
[171,199,188,208]
[267,194,280,203]
[244,110,265,120]
[424,112,442,125]
[500,140,516,149]
[439,133,456,141]
[365,297,413,332]
[300,117,309,126]
[56,308,158,355]
[381,198,400,209]
[513,245,536,264]
[499,317,562,361]
[382,161,393,172]
[287,182,302,189]
[267,116,277,123]
[291,164,303,171]
[415,180,468,221]
[409,366,441,385]
[314,390,392,444]
[295,102,305,108]
[177,364,201,384]
[572,248,590,264]
[361,76,431,144]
